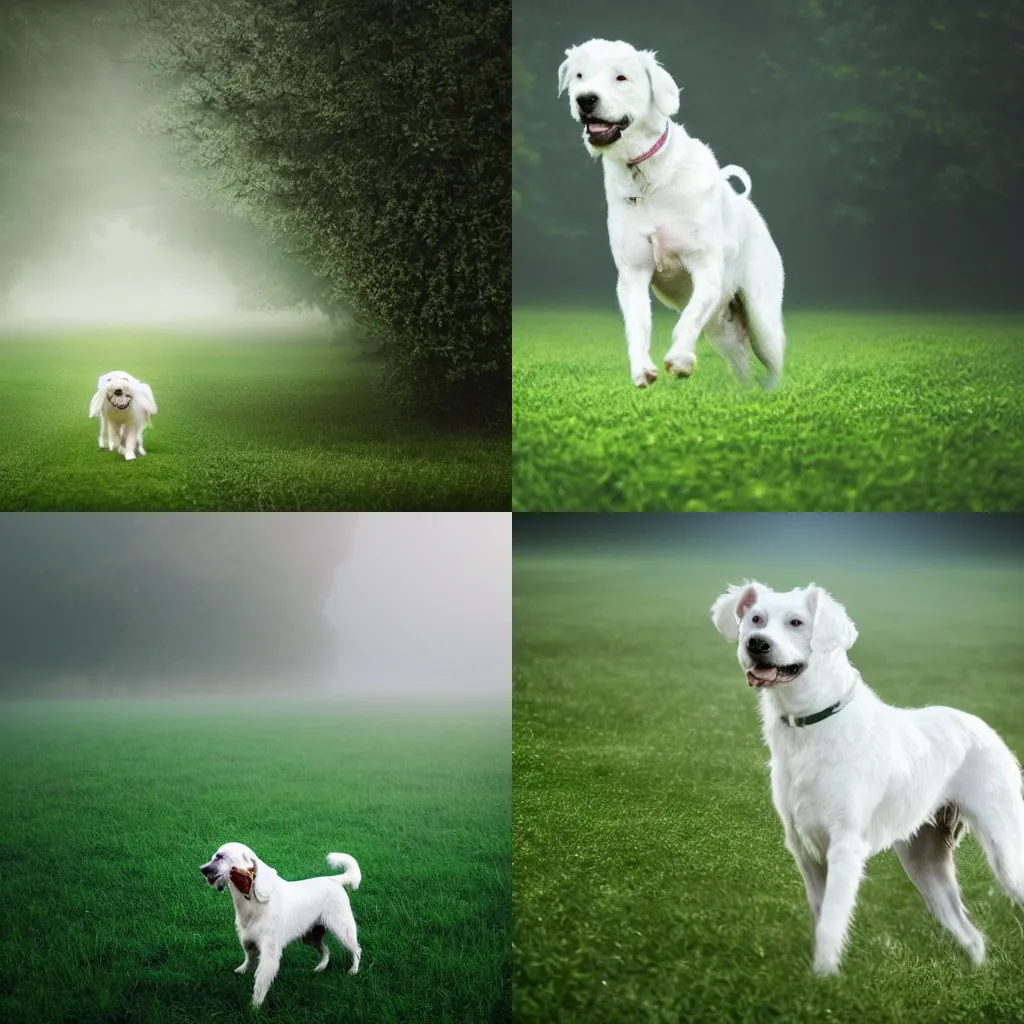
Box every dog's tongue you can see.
[747,665,779,688]
[587,122,613,134]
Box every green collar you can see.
[781,700,845,729]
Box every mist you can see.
[0,513,511,707]
[514,0,1024,310]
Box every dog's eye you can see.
[616,75,627,81]
[789,618,803,628]
[751,614,764,625]
[576,72,582,79]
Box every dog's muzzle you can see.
[108,390,132,411]
[575,96,629,146]
[200,863,224,889]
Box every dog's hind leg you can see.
[323,909,361,975]
[742,288,785,389]
[302,923,330,972]
[895,813,986,965]
[235,940,257,975]
[704,302,751,385]
[956,744,1024,907]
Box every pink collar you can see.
[626,124,670,168]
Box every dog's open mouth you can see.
[746,662,806,688]
[108,395,131,410]
[582,115,629,146]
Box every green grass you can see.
[0,700,510,1023]
[512,308,1024,510]
[0,330,510,509]
[513,550,1024,1023]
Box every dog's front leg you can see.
[251,943,281,1007]
[784,825,826,926]
[663,257,723,378]
[121,426,137,461]
[616,265,658,387]
[813,835,868,975]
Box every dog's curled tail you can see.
[326,852,361,890]
[721,164,752,197]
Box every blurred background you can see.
[514,0,1024,310]
[0,512,510,703]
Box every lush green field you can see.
[0,330,509,510]
[512,308,1024,510]
[513,551,1024,1022]
[0,700,510,1023]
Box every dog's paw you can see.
[234,963,250,975]
[631,365,658,388]
[664,351,696,378]
[123,450,136,462]
[347,965,359,976]
[812,955,840,976]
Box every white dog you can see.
[559,39,785,388]
[199,842,361,1007]
[89,370,157,460]
[711,581,1024,975]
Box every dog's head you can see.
[89,371,157,419]
[711,581,858,688]
[558,39,679,154]
[199,842,279,902]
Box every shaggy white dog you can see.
[559,39,785,388]
[711,581,1024,975]
[199,842,361,1008]
[89,370,157,461]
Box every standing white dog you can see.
[711,581,1024,974]
[199,842,361,1008]
[89,370,157,461]
[559,39,785,388]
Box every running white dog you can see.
[89,370,157,460]
[199,842,361,1007]
[559,39,785,388]
[711,581,1024,975]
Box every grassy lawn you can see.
[512,308,1024,510]
[0,330,510,510]
[0,700,511,1024]
[513,550,1024,1023]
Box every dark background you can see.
[514,0,1024,310]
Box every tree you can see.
[135,0,510,426]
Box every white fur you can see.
[559,39,786,388]
[89,371,157,461]
[199,841,361,1007]
[711,581,1024,975]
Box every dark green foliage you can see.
[139,0,511,427]
[514,549,1024,1022]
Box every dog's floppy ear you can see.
[134,381,157,418]
[229,866,256,897]
[711,581,768,641]
[642,50,680,118]
[89,391,103,418]
[557,48,575,97]
[251,858,279,904]
[807,585,858,653]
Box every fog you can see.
[515,513,1024,562]
[0,513,511,706]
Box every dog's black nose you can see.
[114,389,123,396]
[576,93,599,114]
[747,635,772,656]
